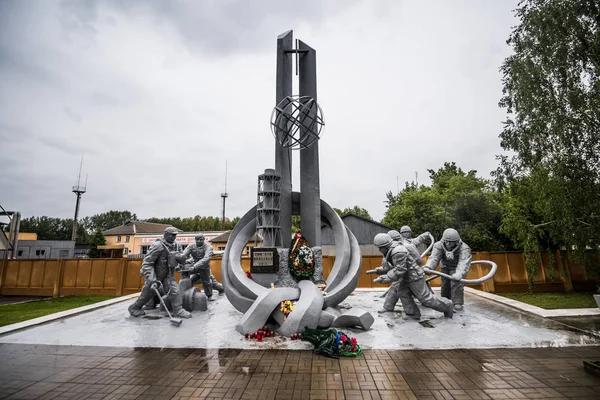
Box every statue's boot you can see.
[213,281,225,294]
[142,297,157,310]
[444,305,454,319]
[402,313,421,320]
[174,307,192,319]
[128,302,146,317]
[453,304,463,311]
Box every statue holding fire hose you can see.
[423,228,471,311]
[371,227,497,319]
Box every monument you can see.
[222,30,374,336]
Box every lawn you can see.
[499,292,598,309]
[0,296,115,327]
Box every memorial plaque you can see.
[250,247,279,273]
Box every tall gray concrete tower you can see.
[271,30,324,248]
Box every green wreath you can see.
[289,232,314,280]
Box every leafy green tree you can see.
[85,211,137,232]
[145,216,240,231]
[495,0,600,288]
[19,216,72,241]
[333,206,373,220]
[384,163,512,251]
[291,216,301,235]
[87,228,106,258]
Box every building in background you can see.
[74,244,90,258]
[321,213,394,256]
[10,240,75,259]
[102,220,227,258]
[1,232,77,259]
[210,231,262,256]
[3,232,37,241]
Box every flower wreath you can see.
[289,232,314,280]
[301,327,362,358]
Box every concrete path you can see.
[1,291,598,350]
[0,343,598,399]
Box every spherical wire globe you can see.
[270,95,324,150]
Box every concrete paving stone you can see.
[0,343,589,399]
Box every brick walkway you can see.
[0,344,599,399]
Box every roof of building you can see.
[98,244,125,249]
[211,231,263,243]
[321,213,394,245]
[340,213,394,230]
[103,221,180,235]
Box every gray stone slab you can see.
[332,308,374,330]
[1,291,599,350]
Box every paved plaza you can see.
[1,290,600,399]
[0,344,599,399]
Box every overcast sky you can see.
[0,0,518,223]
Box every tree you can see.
[85,211,137,232]
[495,0,600,288]
[87,228,106,258]
[333,206,373,220]
[384,163,512,251]
[144,216,240,231]
[19,216,72,241]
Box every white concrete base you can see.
[1,291,599,350]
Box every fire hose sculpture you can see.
[375,228,497,316]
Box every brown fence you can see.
[0,252,595,297]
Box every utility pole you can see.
[220,161,229,231]
[71,155,87,241]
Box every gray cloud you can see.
[63,107,82,123]
[0,0,519,223]
[88,92,120,107]
[58,0,361,55]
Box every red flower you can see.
[340,334,347,342]
[350,337,357,345]
[295,233,302,238]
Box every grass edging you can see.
[464,287,600,318]
[0,293,139,336]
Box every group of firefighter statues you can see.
[127,223,494,324]
[126,30,497,329]
[128,228,223,319]
[369,226,491,320]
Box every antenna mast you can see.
[220,161,229,231]
[71,155,87,241]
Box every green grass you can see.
[499,292,598,309]
[0,296,115,327]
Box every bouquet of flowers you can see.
[300,327,362,358]
[280,300,296,320]
[289,232,314,280]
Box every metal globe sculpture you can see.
[270,95,324,150]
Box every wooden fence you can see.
[0,252,595,297]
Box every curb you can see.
[0,293,140,336]
[464,287,600,318]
